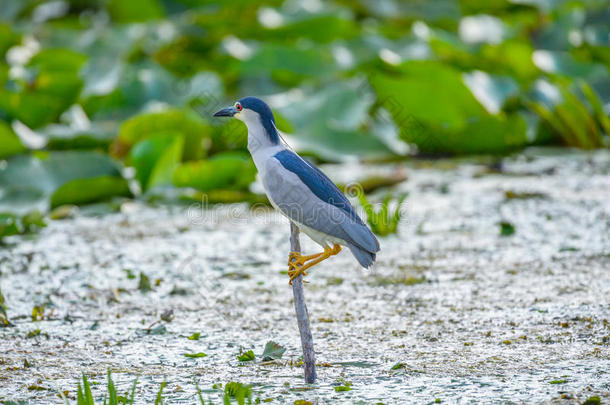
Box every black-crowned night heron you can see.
[214,97,379,284]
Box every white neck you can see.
[236,109,286,172]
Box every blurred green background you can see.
[0,0,608,237]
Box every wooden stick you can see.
[289,222,317,384]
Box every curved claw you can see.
[286,245,342,285]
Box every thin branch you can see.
[289,222,316,384]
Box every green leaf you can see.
[0,49,87,128]
[107,0,165,23]
[261,341,286,361]
[371,61,487,131]
[371,61,528,154]
[0,213,20,239]
[0,151,129,214]
[82,374,94,405]
[0,23,20,58]
[237,350,255,362]
[188,332,201,341]
[0,284,10,327]
[391,362,405,370]
[173,152,256,192]
[114,109,210,161]
[224,382,252,404]
[138,272,152,293]
[50,176,131,209]
[583,396,601,405]
[499,221,515,236]
[130,133,184,191]
[43,125,116,151]
[147,136,184,190]
[154,381,166,405]
[107,370,117,405]
[0,121,25,159]
[240,44,334,79]
[264,14,358,43]
[277,80,394,161]
[128,377,138,405]
[184,352,207,358]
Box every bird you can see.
[213,97,379,284]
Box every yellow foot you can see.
[287,251,323,268]
[288,265,308,285]
[286,245,342,285]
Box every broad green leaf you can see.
[371,61,487,131]
[261,341,286,361]
[371,61,528,154]
[28,48,87,73]
[173,152,256,192]
[264,15,358,43]
[129,133,184,191]
[0,121,25,159]
[276,81,394,161]
[147,136,184,190]
[43,124,116,151]
[0,49,86,128]
[0,23,19,58]
[107,0,165,23]
[240,44,334,79]
[114,109,210,161]
[0,151,129,214]
[50,176,131,209]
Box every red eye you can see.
[235,103,242,112]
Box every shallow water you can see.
[1,149,609,404]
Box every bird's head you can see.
[213,96,280,144]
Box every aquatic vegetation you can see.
[261,341,286,361]
[357,192,407,236]
[0,285,9,326]
[528,82,608,149]
[237,350,256,362]
[61,371,138,405]
[224,382,252,405]
[499,221,516,237]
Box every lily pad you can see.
[173,152,256,192]
[0,121,25,159]
[130,133,184,191]
[0,151,130,214]
[261,341,286,361]
[113,108,210,161]
[371,61,528,154]
[276,81,394,161]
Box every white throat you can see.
[235,108,285,172]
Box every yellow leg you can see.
[288,245,342,285]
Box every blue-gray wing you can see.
[263,152,379,254]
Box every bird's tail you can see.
[347,243,376,268]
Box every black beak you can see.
[213,106,237,117]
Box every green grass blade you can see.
[581,81,610,136]
[128,377,138,405]
[77,382,85,405]
[82,373,94,405]
[154,381,166,405]
[107,369,117,405]
[195,380,205,405]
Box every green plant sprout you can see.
[59,371,252,405]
